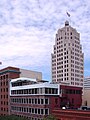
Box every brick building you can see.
[0,66,42,116]
[10,77,82,120]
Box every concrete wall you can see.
[20,69,42,81]
[82,89,90,107]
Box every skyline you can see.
[0,0,90,80]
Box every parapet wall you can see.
[52,109,90,120]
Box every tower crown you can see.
[65,21,69,26]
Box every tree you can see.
[0,115,28,120]
[43,115,57,120]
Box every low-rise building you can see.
[10,77,82,120]
[0,66,42,116]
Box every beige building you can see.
[51,21,84,87]
[20,68,42,81]
[82,77,90,106]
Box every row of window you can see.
[11,106,49,115]
[56,35,79,41]
[52,59,56,62]
[0,88,8,92]
[11,88,58,95]
[57,41,80,49]
[1,94,8,99]
[11,98,49,105]
[61,89,81,94]
[57,43,81,51]
[57,77,69,81]
[12,81,36,87]
[0,81,8,86]
[0,74,8,80]
[57,60,69,68]
[12,115,43,120]
[57,56,69,61]
[1,101,8,105]
[1,107,8,112]
[57,65,68,69]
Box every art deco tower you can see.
[51,21,84,87]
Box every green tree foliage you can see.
[0,115,28,120]
[43,115,57,120]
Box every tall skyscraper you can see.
[51,21,84,87]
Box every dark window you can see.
[41,99,44,104]
[41,109,44,115]
[45,109,48,115]
[35,98,37,104]
[38,99,40,104]
[45,99,49,104]
[38,109,40,114]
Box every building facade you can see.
[10,77,82,120]
[82,77,90,106]
[51,21,84,87]
[0,66,42,116]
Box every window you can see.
[38,99,40,104]
[45,98,49,104]
[32,99,34,104]
[26,98,28,104]
[27,108,28,112]
[45,109,49,115]
[41,99,44,104]
[41,109,44,115]
[32,108,34,113]
[24,99,26,103]
[35,98,37,104]
[38,109,40,114]
[24,108,26,112]
[29,99,31,104]
[35,108,37,114]
[45,88,48,94]
[6,88,8,92]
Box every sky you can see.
[0,0,90,81]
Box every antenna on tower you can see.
[66,11,71,25]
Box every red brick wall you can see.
[60,85,82,108]
[52,109,90,120]
[0,67,20,116]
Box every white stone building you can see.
[51,21,84,87]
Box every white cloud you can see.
[0,0,90,79]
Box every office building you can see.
[0,66,42,116]
[10,77,82,120]
[82,77,90,106]
[51,21,84,87]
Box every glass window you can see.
[45,99,49,104]
[35,98,37,104]
[45,109,49,115]
[41,109,44,115]
[41,99,44,104]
